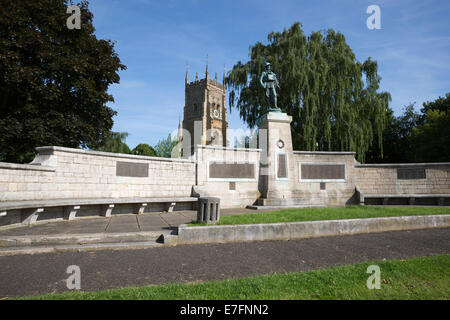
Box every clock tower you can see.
[182,63,228,155]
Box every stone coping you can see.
[355,162,450,168]
[257,112,292,124]
[0,162,55,172]
[293,151,356,155]
[35,146,196,163]
[175,214,450,244]
[196,145,262,152]
[0,197,198,211]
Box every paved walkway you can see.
[0,208,271,237]
[0,228,448,297]
[0,206,441,237]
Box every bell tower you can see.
[182,61,228,155]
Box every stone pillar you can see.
[258,112,296,200]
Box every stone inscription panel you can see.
[209,162,255,179]
[397,168,426,180]
[116,161,149,177]
[277,154,287,178]
[300,163,345,181]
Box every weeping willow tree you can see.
[226,23,391,162]
[97,132,130,154]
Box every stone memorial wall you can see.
[354,163,450,196]
[0,143,448,209]
[194,145,262,208]
[291,151,358,206]
[0,146,196,202]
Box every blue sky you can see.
[88,0,450,149]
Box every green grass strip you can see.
[191,206,450,226]
[23,254,450,300]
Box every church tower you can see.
[182,62,228,155]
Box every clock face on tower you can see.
[213,109,220,118]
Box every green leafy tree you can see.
[367,94,450,163]
[366,104,421,163]
[0,0,126,163]
[420,93,450,115]
[226,22,390,162]
[409,110,450,162]
[97,132,130,154]
[154,134,179,158]
[409,93,450,162]
[131,143,157,157]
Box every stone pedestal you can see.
[258,112,296,200]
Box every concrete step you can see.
[0,240,165,256]
[0,230,172,248]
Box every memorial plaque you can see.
[209,162,255,179]
[277,153,287,178]
[229,182,236,190]
[116,161,149,177]
[397,168,426,180]
[300,164,345,180]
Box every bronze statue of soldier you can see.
[259,61,281,113]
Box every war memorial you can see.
[1,0,450,304]
[0,63,449,229]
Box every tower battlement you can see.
[186,78,225,91]
[182,63,228,154]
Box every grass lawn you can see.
[191,205,450,226]
[23,254,450,300]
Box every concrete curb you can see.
[173,214,450,244]
[0,231,168,247]
[0,241,166,257]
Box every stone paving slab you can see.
[54,219,111,234]
[137,215,174,232]
[176,211,198,220]
[159,215,192,228]
[0,217,110,237]
[105,215,140,233]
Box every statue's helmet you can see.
[264,61,271,68]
